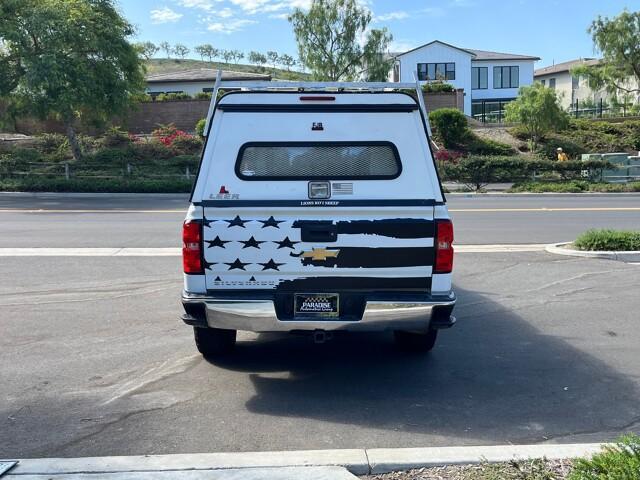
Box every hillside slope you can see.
[145,58,310,81]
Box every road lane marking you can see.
[0,245,548,256]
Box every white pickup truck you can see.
[181,80,456,357]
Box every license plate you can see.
[294,293,339,318]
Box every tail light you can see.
[434,219,454,274]
[183,220,203,274]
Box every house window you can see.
[549,78,556,89]
[571,76,579,89]
[493,66,519,89]
[472,67,488,89]
[417,62,455,81]
[540,79,546,86]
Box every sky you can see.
[119,0,637,68]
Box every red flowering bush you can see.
[434,148,463,163]
[152,124,191,146]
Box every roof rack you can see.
[213,80,417,91]
[203,70,430,136]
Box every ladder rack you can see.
[203,71,429,136]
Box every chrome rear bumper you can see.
[182,292,456,333]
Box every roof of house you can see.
[394,40,540,61]
[534,58,600,76]
[146,69,272,84]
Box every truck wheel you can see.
[193,327,236,357]
[393,329,438,352]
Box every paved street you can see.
[0,192,639,246]
[1,192,640,458]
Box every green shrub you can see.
[466,135,515,156]
[422,81,454,93]
[573,230,640,251]
[510,181,590,193]
[429,108,468,148]
[570,435,640,479]
[444,157,612,189]
[168,155,199,170]
[37,133,69,155]
[101,126,131,148]
[194,92,212,100]
[0,177,193,193]
[130,140,175,160]
[537,134,587,160]
[171,135,203,155]
[89,148,132,165]
[155,92,191,102]
[441,156,531,190]
[195,118,206,137]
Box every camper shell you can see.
[181,78,456,356]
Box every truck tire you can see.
[393,329,438,352]
[193,327,236,357]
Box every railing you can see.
[0,162,195,181]
[571,98,640,119]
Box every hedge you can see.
[440,156,612,191]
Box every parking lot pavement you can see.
[1,251,639,458]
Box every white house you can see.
[534,58,640,111]
[391,40,540,120]
[145,69,271,97]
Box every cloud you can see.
[389,40,418,53]
[207,18,257,33]
[178,0,215,9]
[150,6,183,23]
[374,10,409,22]
[421,6,446,17]
[227,0,311,14]
[450,0,475,6]
[217,7,235,17]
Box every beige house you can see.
[145,69,271,97]
[534,58,639,111]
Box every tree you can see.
[136,41,159,60]
[221,49,233,64]
[249,51,267,69]
[266,51,279,70]
[160,41,172,59]
[289,0,393,81]
[197,44,216,63]
[280,54,296,71]
[173,44,190,59]
[504,83,568,150]
[0,0,145,161]
[572,10,640,97]
[194,44,208,61]
[230,49,243,64]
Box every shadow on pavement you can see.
[210,285,640,444]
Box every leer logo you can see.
[300,248,340,261]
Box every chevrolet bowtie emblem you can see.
[301,248,340,261]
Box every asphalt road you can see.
[0,192,639,246]
[2,252,640,458]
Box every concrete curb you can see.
[545,242,640,262]
[5,443,606,477]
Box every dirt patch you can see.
[361,459,574,480]
[471,126,526,153]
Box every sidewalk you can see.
[2,443,605,479]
